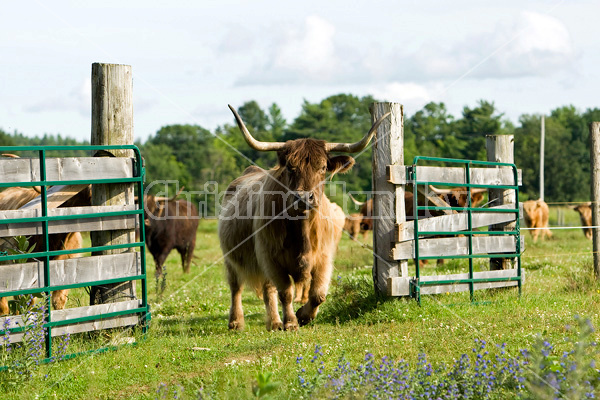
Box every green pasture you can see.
[3,207,600,399]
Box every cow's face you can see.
[144,195,160,227]
[523,200,539,219]
[275,139,354,214]
[448,188,485,208]
[574,204,592,223]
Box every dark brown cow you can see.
[144,195,199,291]
[523,199,552,242]
[219,105,389,331]
[572,203,592,240]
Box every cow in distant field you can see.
[0,185,90,315]
[522,199,552,242]
[348,186,486,232]
[343,213,365,240]
[144,194,199,292]
[572,203,593,240]
[427,185,487,210]
[219,104,390,331]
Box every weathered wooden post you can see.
[371,102,408,295]
[590,122,600,279]
[89,63,137,304]
[486,135,516,271]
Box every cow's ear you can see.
[327,155,355,175]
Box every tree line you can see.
[1,94,599,205]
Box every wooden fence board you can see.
[396,204,519,242]
[0,252,142,293]
[0,300,142,343]
[419,269,520,295]
[0,157,134,183]
[386,269,521,296]
[387,165,522,186]
[391,235,524,260]
[0,205,137,237]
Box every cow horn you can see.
[348,193,365,206]
[325,112,391,153]
[428,185,452,195]
[2,153,20,158]
[228,105,286,152]
[170,186,185,201]
[428,185,487,195]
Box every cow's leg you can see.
[265,267,298,331]
[531,223,539,242]
[278,280,298,331]
[294,280,309,304]
[294,281,304,303]
[225,260,245,330]
[153,251,169,293]
[263,282,283,330]
[179,237,195,274]
[296,259,332,326]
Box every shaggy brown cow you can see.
[144,195,199,291]
[523,199,552,242]
[572,203,593,240]
[219,105,389,331]
[0,186,90,315]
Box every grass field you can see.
[2,207,600,399]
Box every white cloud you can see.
[394,11,576,81]
[26,78,91,118]
[273,16,338,78]
[371,82,433,111]
[236,16,349,85]
[236,11,575,88]
[219,26,256,53]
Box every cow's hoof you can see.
[269,321,284,331]
[284,321,298,331]
[297,315,313,326]
[296,306,317,326]
[228,320,245,331]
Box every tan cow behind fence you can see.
[572,203,593,240]
[0,186,89,315]
[522,199,552,242]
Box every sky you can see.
[1,0,598,143]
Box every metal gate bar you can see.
[0,144,148,365]
[408,156,522,304]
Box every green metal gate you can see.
[406,156,523,304]
[0,145,148,364]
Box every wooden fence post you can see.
[371,102,407,295]
[486,135,516,271]
[89,63,137,305]
[590,122,600,279]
